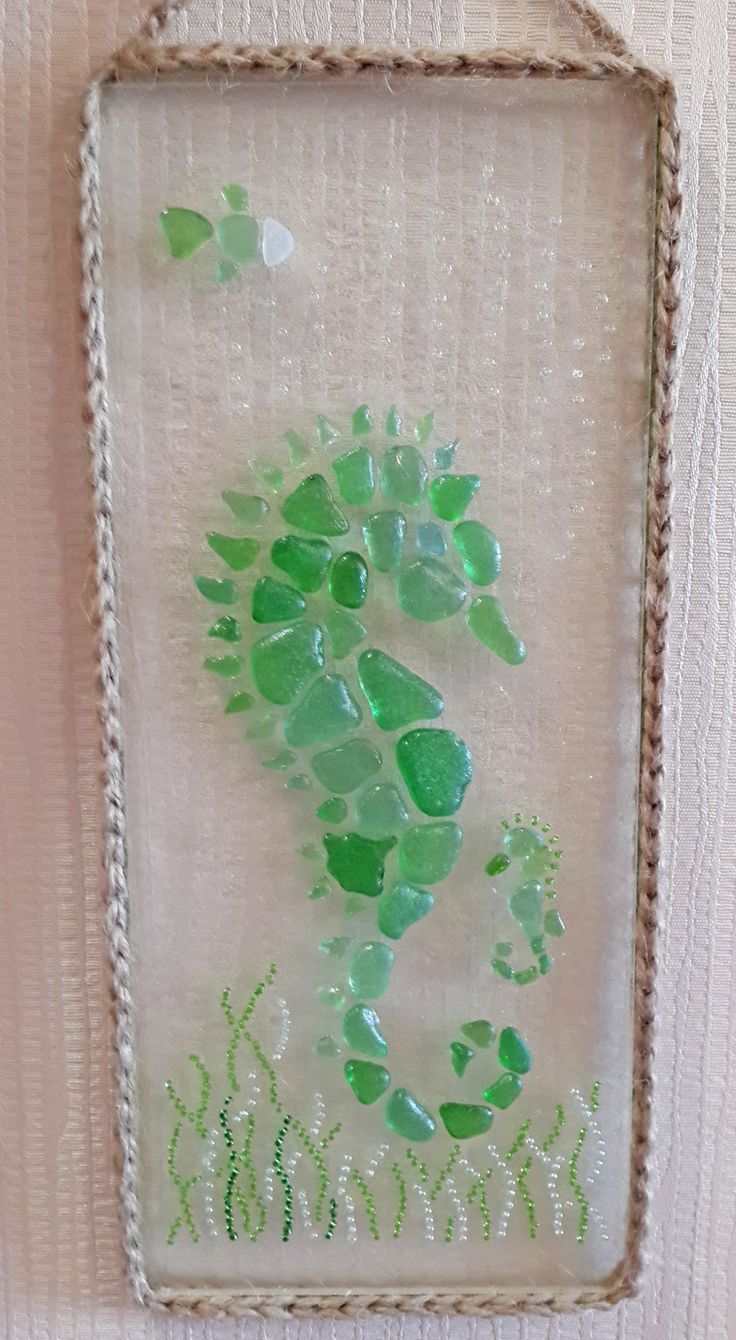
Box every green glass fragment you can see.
[467,596,527,665]
[245,714,276,739]
[343,1004,388,1057]
[216,258,239,285]
[252,576,306,624]
[203,653,244,678]
[363,511,406,571]
[494,941,513,957]
[396,728,472,817]
[544,908,566,937]
[538,952,554,975]
[504,826,545,857]
[250,459,284,494]
[160,207,213,258]
[250,622,324,705]
[509,880,545,938]
[221,184,248,211]
[221,491,269,525]
[460,1020,496,1049]
[416,522,446,557]
[262,749,297,770]
[318,985,346,1009]
[281,474,349,536]
[215,213,259,264]
[377,881,433,940]
[414,411,434,444]
[320,935,351,958]
[325,610,367,660]
[492,959,514,980]
[452,521,501,586]
[357,649,443,731]
[323,832,397,897]
[317,414,340,445]
[433,439,459,470]
[498,1026,532,1074]
[429,473,481,522]
[345,894,367,918]
[483,1073,523,1109]
[439,1102,493,1139]
[345,1059,391,1105]
[301,842,321,859]
[380,445,428,506]
[208,615,241,642]
[332,446,375,505]
[195,575,238,604]
[311,737,382,794]
[284,674,362,747]
[225,690,254,714]
[514,966,539,985]
[285,773,311,790]
[385,405,403,437]
[348,941,395,999]
[399,822,462,884]
[272,535,332,593]
[355,783,409,838]
[206,532,260,571]
[315,1035,340,1057]
[485,852,511,876]
[523,844,553,879]
[285,429,311,468]
[384,1089,436,1142]
[309,877,332,900]
[398,558,466,622]
[329,551,368,609]
[352,404,373,436]
[450,1041,474,1077]
[316,796,349,824]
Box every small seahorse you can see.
[195,405,566,1144]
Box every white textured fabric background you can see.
[0,0,733,1336]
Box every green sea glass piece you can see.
[284,674,362,747]
[345,1059,391,1105]
[433,439,458,470]
[504,826,544,857]
[203,654,244,678]
[352,405,373,436]
[315,1035,340,1058]
[323,832,396,897]
[494,942,513,957]
[332,447,375,505]
[452,521,501,586]
[208,616,241,642]
[221,184,248,211]
[483,1073,523,1109]
[221,491,269,525]
[318,985,346,1009]
[245,714,276,739]
[363,511,406,571]
[485,852,511,876]
[416,522,447,557]
[281,475,349,536]
[206,532,260,571]
[385,405,403,437]
[252,576,306,623]
[460,1020,496,1049]
[262,749,297,770]
[467,596,526,664]
[498,1027,532,1074]
[439,1102,493,1139]
[343,1004,388,1057]
[450,1041,474,1077]
[286,773,311,790]
[321,936,351,957]
[429,473,481,522]
[377,882,434,939]
[399,822,462,884]
[271,535,331,593]
[398,558,466,621]
[225,690,254,714]
[348,942,395,998]
[250,459,284,493]
[414,412,434,445]
[317,414,340,445]
[545,908,566,937]
[216,258,239,285]
[357,649,443,731]
[311,738,382,793]
[355,783,410,838]
[396,728,472,816]
[523,844,553,879]
[381,446,428,505]
[316,796,349,824]
[215,213,259,264]
[160,208,213,258]
[325,610,367,660]
[509,880,545,938]
[329,552,368,609]
[385,1089,436,1142]
[250,621,324,705]
[195,575,238,604]
[285,429,310,468]
[309,877,332,900]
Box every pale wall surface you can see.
[0,0,733,1338]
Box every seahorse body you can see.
[196,405,565,1144]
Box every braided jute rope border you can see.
[79,0,681,1318]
